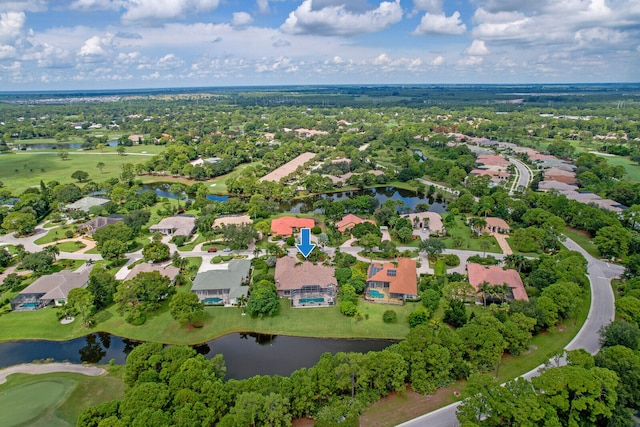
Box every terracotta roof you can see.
[274,257,336,291]
[270,216,315,236]
[124,263,180,282]
[402,212,444,233]
[484,217,511,231]
[335,214,376,233]
[467,263,528,301]
[367,258,417,296]
[476,154,510,167]
[259,152,316,183]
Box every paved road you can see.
[508,157,533,194]
[397,235,623,427]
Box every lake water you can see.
[13,140,119,150]
[0,332,394,380]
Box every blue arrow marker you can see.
[296,228,316,258]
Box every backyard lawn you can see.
[0,290,416,344]
[442,216,501,254]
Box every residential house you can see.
[149,215,196,237]
[191,259,251,306]
[270,216,315,237]
[401,212,445,236]
[78,216,123,236]
[212,214,252,229]
[335,214,376,233]
[365,258,418,304]
[274,256,336,307]
[124,263,181,283]
[65,196,110,212]
[484,217,511,234]
[10,268,91,311]
[467,263,528,302]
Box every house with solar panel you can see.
[365,258,418,305]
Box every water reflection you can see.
[0,333,393,380]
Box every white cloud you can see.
[413,11,466,35]
[281,0,403,36]
[412,0,442,13]
[458,56,483,66]
[257,0,269,14]
[231,12,253,28]
[69,0,124,11]
[272,39,290,47]
[78,34,113,62]
[32,43,74,68]
[0,1,47,13]
[430,55,444,65]
[121,0,221,24]
[156,53,184,69]
[0,44,17,59]
[0,11,25,43]
[465,39,489,55]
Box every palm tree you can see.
[44,244,60,261]
[468,217,487,236]
[237,294,248,315]
[479,237,491,257]
[253,247,262,258]
[478,281,491,306]
[504,254,526,272]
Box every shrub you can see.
[339,300,357,317]
[467,254,500,265]
[172,235,187,246]
[65,230,74,238]
[383,310,397,324]
[442,254,460,266]
[286,236,295,246]
[407,310,429,328]
[311,226,322,235]
[211,256,223,264]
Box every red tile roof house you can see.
[483,217,511,234]
[467,263,529,302]
[365,258,418,305]
[335,214,376,233]
[274,257,337,307]
[270,217,315,237]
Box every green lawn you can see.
[441,217,502,254]
[562,227,600,258]
[34,226,73,245]
[0,294,415,344]
[590,153,640,183]
[0,372,124,427]
[0,152,151,191]
[54,241,87,253]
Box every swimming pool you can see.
[368,289,385,299]
[299,297,324,304]
[203,298,223,304]
[20,302,38,309]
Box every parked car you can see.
[207,247,217,253]
[223,247,231,252]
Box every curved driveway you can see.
[397,236,624,427]
[508,157,533,194]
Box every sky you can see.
[0,0,639,90]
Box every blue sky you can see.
[1,0,639,90]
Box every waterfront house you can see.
[191,259,251,306]
[274,256,336,307]
[10,269,90,311]
[270,216,315,237]
[365,258,418,304]
[149,215,196,237]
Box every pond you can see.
[284,187,448,214]
[0,332,394,380]
[12,140,119,150]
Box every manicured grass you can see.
[0,152,151,191]
[0,296,415,344]
[0,372,125,427]
[563,227,600,258]
[591,153,640,183]
[34,226,73,245]
[54,241,87,253]
[442,217,501,254]
[177,234,206,252]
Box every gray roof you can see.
[149,216,195,237]
[191,259,251,299]
[19,269,90,300]
[65,197,110,212]
[124,263,180,281]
